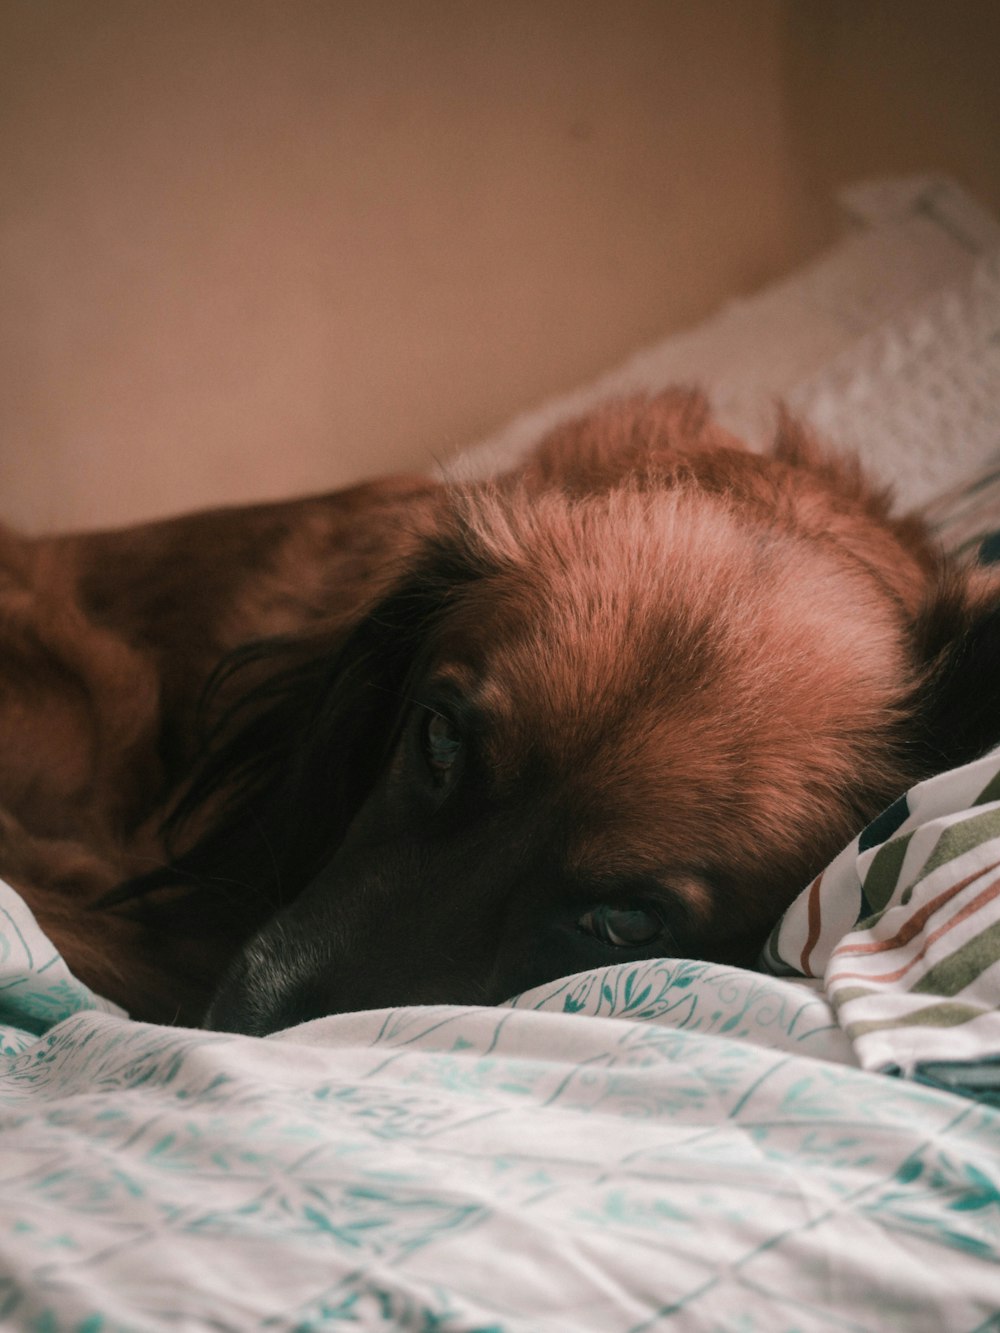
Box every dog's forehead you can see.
[449,481,907,713]
[427,490,911,875]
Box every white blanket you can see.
[2,744,1000,1333]
[1,973,998,1330]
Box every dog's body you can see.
[0,473,439,1021]
[2,393,998,1031]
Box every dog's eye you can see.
[423,711,463,779]
[579,904,663,948]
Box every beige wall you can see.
[1,1,996,532]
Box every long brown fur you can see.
[1,392,997,1029]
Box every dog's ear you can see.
[911,567,1000,773]
[107,537,475,924]
[516,390,744,493]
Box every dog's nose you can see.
[203,941,493,1033]
[202,968,329,1034]
[201,942,327,1035]
[201,995,250,1034]
[200,972,270,1036]
[203,940,387,1033]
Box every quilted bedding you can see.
[2,749,1000,1330]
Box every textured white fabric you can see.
[449,176,1000,515]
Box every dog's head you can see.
[172,395,982,1035]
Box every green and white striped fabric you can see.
[763,747,1000,1103]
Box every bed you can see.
[2,178,999,1330]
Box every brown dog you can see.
[2,392,997,1030]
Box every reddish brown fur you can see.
[394,423,939,959]
[0,476,439,1019]
[0,391,995,1027]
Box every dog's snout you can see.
[201,980,260,1036]
[202,928,324,1035]
[205,980,328,1036]
[202,892,495,1033]
[205,948,478,1035]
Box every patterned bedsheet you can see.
[2,753,1000,1329]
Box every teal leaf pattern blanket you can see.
[2,993,1000,1328]
[2,747,1000,1328]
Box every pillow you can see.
[451,175,1000,521]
